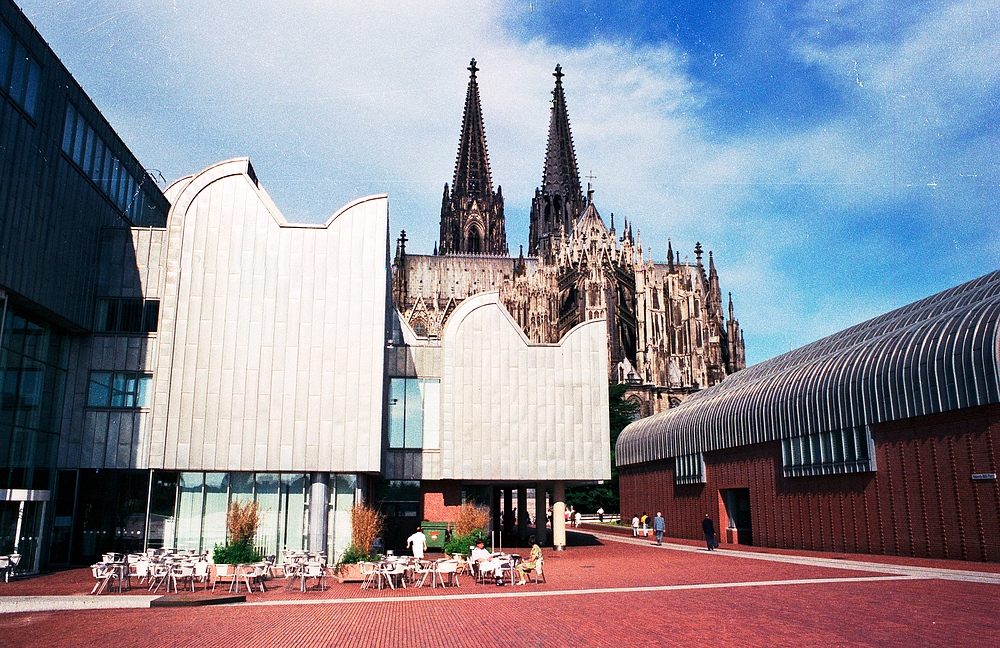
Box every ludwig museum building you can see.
[0,0,611,571]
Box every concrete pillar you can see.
[491,486,502,549]
[503,488,513,538]
[534,483,548,546]
[517,486,528,541]
[354,473,367,505]
[309,473,329,554]
[552,481,566,551]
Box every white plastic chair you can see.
[90,563,116,595]
[193,561,210,589]
[170,562,195,593]
[413,560,435,588]
[301,562,327,591]
[435,560,460,587]
[212,563,235,592]
[148,561,170,592]
[359,562,378,590]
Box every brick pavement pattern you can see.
[1,531,998,647]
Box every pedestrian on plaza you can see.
[407,526,428,560]
[702,514,717,550]
[574,510,582,528]
[640,511,649,537]
[653,511,665,545]
[631,514,640,536]
[597,506,605,523]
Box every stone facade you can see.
[393,62,746,416]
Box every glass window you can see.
[96,298,159,333]
[254,473,280,555]
[102,151,113,193]
[280,474,306,552]
[91,141,104,183]
[73,113,86,164]
[782,426,875,477]
[0,26,11,89]
[202,472,229,550]
[136,375,151,407]
[422,380,440,449]
[387,378,439,449]
[87,372,112,407]
[86,371,151,408]
[61,103,75,153]
[8,42,27,104]
[174,472,204,551]
[387,379,405,448]
[83,126,95,176]
[111,373,130,407]
[404,380,424,448]
[110,159,120,202]
[142,300,159,332]
[118,299,143,332]
[23,58,39,116]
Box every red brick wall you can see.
[421,480,464,522]
[620,403,1000,562]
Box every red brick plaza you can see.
[2,528,998,648]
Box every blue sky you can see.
[16,0,999,366]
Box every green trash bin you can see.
[422,521,449,551]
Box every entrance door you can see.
[721,488,753,546]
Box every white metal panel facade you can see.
[148,158,389,473]
[439,292,610,481]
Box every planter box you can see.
[336,562,366,583]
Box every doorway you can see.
[721,488,753,546]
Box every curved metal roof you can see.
[617,270,1000,467]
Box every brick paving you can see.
[1,531,998,647]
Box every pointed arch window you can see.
[467,228,481,255]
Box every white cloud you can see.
[16,0,1000,366]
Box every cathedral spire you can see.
[452,58,493,197]
[438,59,508,256]
[542,65,583,205]
[529,64,585,259]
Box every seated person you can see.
[516,536,542,585]
[469,539,493,578]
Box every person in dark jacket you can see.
[653,511,666,545]
[702,513,717,550]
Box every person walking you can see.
[653,511,666,545]
[702,513,717,551]
[640,511,649,537]
[631,514,640,536]
[597,507,605,523]
[407,526,428,559]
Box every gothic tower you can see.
[438,59,508,256]
[529,64,585,261]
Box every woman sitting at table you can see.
[516,537,542,585]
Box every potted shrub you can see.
[212,500,262,586]
[335,504,384,583]
[443,503,489,560]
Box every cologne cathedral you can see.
[392,60,746,416]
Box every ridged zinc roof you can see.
[617,270,1000,467]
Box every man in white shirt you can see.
[407,526,428,560]
[469,539,494,579]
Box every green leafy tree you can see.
[566,382,640,514]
